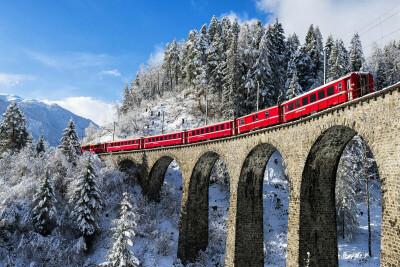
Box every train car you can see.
[81,145,90,154]
[107,138,142,152]
[235,105,281,134]
[144,131,184,149]
[81,143,107,153]
[282,72,374,122]
[187,121,234,143]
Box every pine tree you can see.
[0,102,30,153]
[264,19,286,103]
[35,134,46,156]
[369,44,386,90]
[182,30,198,88]
[324,35,334,78]
[222,18,241,119]
[120,83,134,115]
[59,118,81,165]
[100,192,139,267]
[327,39,349,82]
[70,153,102,237]
[286,45,313,92]
[336,141,359,241]
[285,71,303,100]
[32,170,57,235]
[256,32,275,108]
[304,24,318,84]
[193,24,210,93]
[349,33,365,72]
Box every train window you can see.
[196,130,199,135]
[221,124,225,130]
[252,116,255,122]
[201,129,204,134]
[125,142,127,145]
[152,138,155,142]
[265,111,269,118]
[192,131,195,136]
[288,103,294,111]
[241,119,244,125]
[206,128,209,133]
[302,97,309,105]
[211,127,214,132]
[338,83,343,92]
[327,86,334,96]
[216,125,219,131]
[310,93,316,103]
[318,90,325,99]
[256,115,258,121]
[156,137,159,141]
[173,134,176,139]
[295,100,301,108]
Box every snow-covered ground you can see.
[338,179,381,266]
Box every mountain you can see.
[0,94,95,146]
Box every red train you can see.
[81,72,374,154]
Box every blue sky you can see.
[0,0,398,125]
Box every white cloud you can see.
[0,73,35,87]
[43,97,116,126]
[29,51,115,69]
[256,0,400,56]
[148,45,165,66]
[100,69,121,77]
[219,11,259,25]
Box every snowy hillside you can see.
[0,94,95,146]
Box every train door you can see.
[347,79,353,101]
[359,74,366,96]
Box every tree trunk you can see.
[363,142,372,257]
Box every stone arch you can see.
[299,125,360,266]
[146,155,178,202]
[231,143,277,266]
[177,151,223,264]
[118,158,140,181]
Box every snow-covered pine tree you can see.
[336,141,359,241]
[69,153,102,237]
[256,32,275,109]
[222,18,242,120]
[35,134,46,156]
[327,39,349,82]
[100,192,139,267]
[193,24,210,94]
[120,83,134,115]
[383,41,400,86]
[0,102,30,153]
[182,30,198,88]
[304,24,318,84]
[370,44,386,90]
[239,22,258,113]
[32,169,57,235]
[265,19,286,103]
[208,17,224,96]
[349,33,365,72]
[285,71,303,100]
[324,35,334,78]
[59,118,81,165]
[286,45,313,92]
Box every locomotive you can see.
[81,72,374,154]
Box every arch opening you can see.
[262,150,289,266]
[177,151,230,265]
[299,125,382,266]
[336,135,381,266]
[118,159,140,183]
[233,143,289,266]
[146,156,175,202]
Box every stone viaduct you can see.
[100,83,400,266]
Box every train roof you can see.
[236,104,279,119]
[144,130,184,139]
[283,72,370,104]
[187,120,233,131]
[109,136,142,143]
[82,142,105,147]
